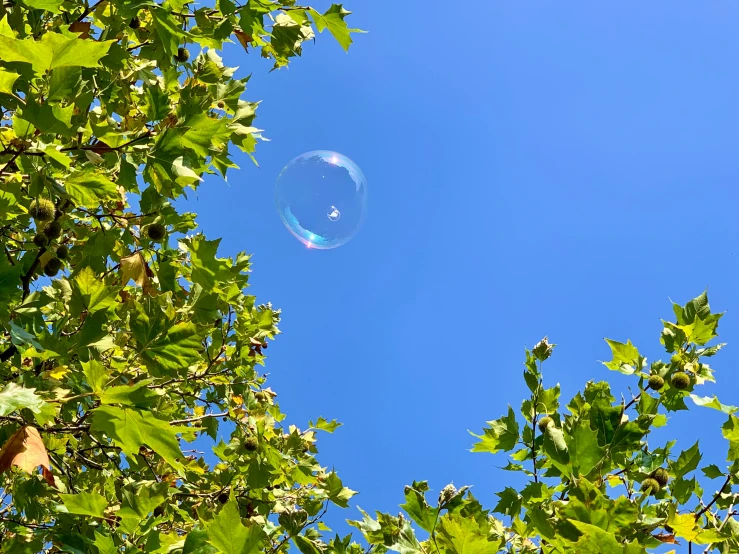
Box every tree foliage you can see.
[350,291,739,553]
[0,0,363,551]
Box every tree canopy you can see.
[349,292,739,553]
[0,0,363,552]
[1,0,738,553]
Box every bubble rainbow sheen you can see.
[275,151,368,250]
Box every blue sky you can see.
[184,1,739,538]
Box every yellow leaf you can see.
[667,512,699,542]
[231,394,243,405]
[120,251,155,295]
[48,365,70,380]
[194,406,205,417]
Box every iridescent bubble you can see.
[275,151,367,249]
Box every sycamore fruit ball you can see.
[651,468,669,488]
[43,258,63,277]
[254,391,268,403]
[641,477,661,495]
[671,372,691,390]
[176,47,190,62]
[244,437,258,452]
[537,416,554,433]
[56,245,69,260]
[648,375,665,391]
[30,198,55,222]
[42,220,62,239]
[33,233,50,248]
[217,100,225,109]
[146,223,166,242]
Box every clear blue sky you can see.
[184,1,739,538]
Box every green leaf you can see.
[0,383,44,416]
[671,476,698,505]
[90,405,189,472]
[470,406,519,454]
[701,464,724,479]
[82,359,108,393]
[19,98,74,135]
[603,338,641,374]
[22,0,63,13]
[722,415,739,461]
[118,482,168,519]
[436,512,502,554]
[568,419,604,477]
[99,381,161,408]
[203,499,265,554]
[0,32,113,73]
[671,441,702,479]
[139,321,202,374]
[308,5,364,51]
[0,69,20,95]
[8,321,43,351]
[93,532,118,554]
[64,168,119,207]
[492,487,521,517]
[59,492,108,518]
[589,400,622,446]
[567,520,625,554]
[70,268,118,316]
[542,425,570,468]
[182,528,218,554]
[48,66,81,102]
[690,394,738,414]
[400,482,439,533]
[325,471,357,508]
[309,416,342,433]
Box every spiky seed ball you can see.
[641,477,661,495]
[29,198,55,222]
[652,468,669,488]
[537,416,554,433]
[648,375,665,391]
[244,437,258,452]
[671,372,691,390]
[146,223,166,242]
[56,245,69,260]
[176,47,190,62]
[33,233,50,248]
[42,220,62,239]
[254,391,268,403]
[218,493,229,504]
[43,258,63,277]
[130,16,141,28]
[217,100,225,109]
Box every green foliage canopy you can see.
[0,0,364,552]
[349,292,739,553]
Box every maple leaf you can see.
[0,426,55,486]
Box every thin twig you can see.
[170,412,228,425]
[696,474,732,519]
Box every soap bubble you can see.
[275,151,367,249]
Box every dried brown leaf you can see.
[0,426,55,486]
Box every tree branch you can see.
[170,412,228,425]
[696,474,732,519]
